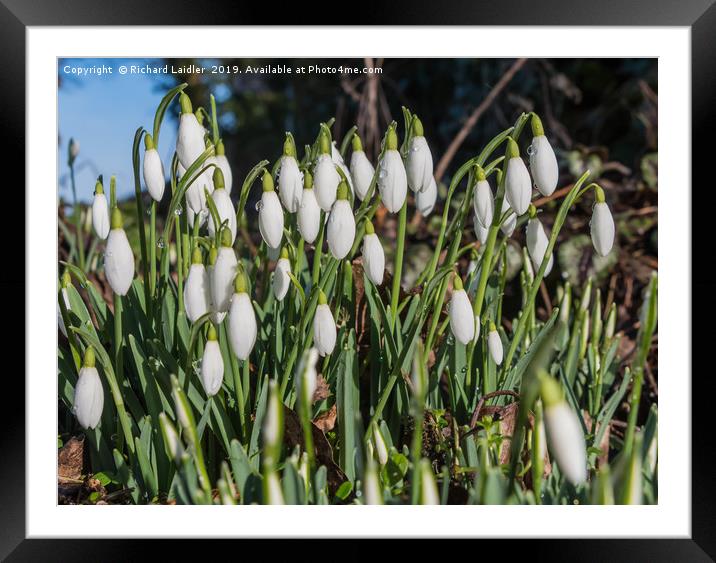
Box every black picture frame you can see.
[6,1,713,559]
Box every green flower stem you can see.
[113,292,125,452]
[424,277,450,352]
[409,397,425,505]
[390,200,408,330]
[299,391,316,478]
[311,212,326,287]
[131,128,150,308]
[69,161,86,271]
[149,201,157,296]
[233,357,248,442]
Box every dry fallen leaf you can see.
[58,436,85,482]
[312,374,331,404]
[313,404,337,432]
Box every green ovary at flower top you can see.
[57,87,653,507]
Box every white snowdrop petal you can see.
[378,150,407,213]
[474,220,489,244]
[211,247,237,313]
[105,229,135,296]
[416,177,437,217]
[590,202,615,257]
[350,150,375,201]
[73,366,104,429]
[406,136,433,193]
[200,340,225,397]
[278,156,303,213]
[449,289,475,345]
[362,233,385,285]
[273,258,291,301]
[526,217,554,276]
[298,189,321,244]
[500,199,517,237]
[314,154,340,211]
[544,403,587,485]
[488,330,504,365]
[505,157,532,216]
[473,179,494,228]
[92,194,110,240]
[258,191,284,250]
[216,154,233,195]
[530,135,559,196]
[313,304,336,356]
[296,348,319,401]
[327,200,356,259]
[176,113,206,170]
[143,148,166,201]
[228,293,257,360]
[183,264,211,322]
[207,189,237,243]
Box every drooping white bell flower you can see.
[487,321,503,365]
[183,247,211,323]
[529,114,559,196]
[419,459,440,505]
[104,207,135,296]
[474,219,489,244]
[258,172,284,251]
[331,141,354,193]
[278,134,303,213]
[210,228,238,315]
[525,205,554,276]
[73,347,104,430]
[298,171,321,244]
[504,138,533,216]
[200,324,224,397]
[500,198,517,237]
[327,181,355,260]
[215,139,233,195]
[406,117,433,193]
[57,270,72,338]
[416,176,438,217]
[540,373,587,486]
[176,93,206,171]
[91,180,110,240]
[473,167,494,228]
[207,246,225,325]
[363,459,383,505]
[273,248,291,301]
[371,421,389,466]
[207,168,237,244]
[68,137,80,164]
[349,134,375,201]
[314,133,340,211]
[449,275,475,345]
[142,133,166,202]
[313,290,336,357]
[296,347,319,406]
[590,187,615,257]
[158,413,184,465]
[362,220,385,285]
[227,270,257,361]
[378,128,408,213]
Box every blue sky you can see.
[58,58,178,203]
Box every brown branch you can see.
[434,58,528,184]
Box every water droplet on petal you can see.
[174,205,183,216]
[527,144,537,156]
[255,200,264,212]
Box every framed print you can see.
[5,0,714,558]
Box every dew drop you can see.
[174,205,183,216]
[378,168,388,179]
[255,200,264,212]
[527,144,537,156]
[157,238,166,249]
[146,208,152,215]
[411,145,420,153]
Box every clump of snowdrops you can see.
[58,84,657,505]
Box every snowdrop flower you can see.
[210,228,237,315]
[590,186,615,256]
[449,274,475,345]
[296,347,319,405]
[176,92,206,171]
[91,179,110,240]
[525,205,554,276]
[416,176,438,216]
[500,198,517,237]
[487,321,503,365]
[371,421,389,466]
[183,247,211,323]
[273,248,291,301]
[207,245,225,325]
[73,347,104,430]
[215,139,233,195]
[298,171,321,244]
[362,220,385,285]
[378,127,408,213]
[419,459,440,505]
[207,168,237,244]
[278,134,303,212]
[68,137,80,164]
[258,172,284,251]
[363,459,383,505]
[540,372,587,485]
[313,290,336,356]
[350,134,375,201]
[200,324,224,397]
[158,413,184,464]
[406,116,433,193]
[331,141,353,193]
[504,138,532,216]
[142,133,166,202]
[529,114,559,196]
[473,166,494,228]
[314,132,340,211]
[263,380,284,467]
[327,181,355,259]
[474,219,489,244]
[57,270,72,337]
[104,207,135,296]
[227,270,257,361]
